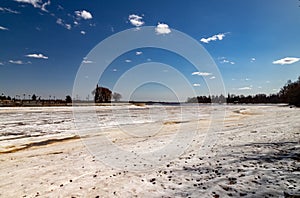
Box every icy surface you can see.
[0,105,299,197]
[0,105,211,152]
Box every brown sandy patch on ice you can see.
[0,135,80,154]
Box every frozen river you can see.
[0,105,299,197]
[0,104,214,153]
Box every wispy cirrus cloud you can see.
[155,23,171,35]
[14,0,50,12]
[238,86,252,90]
[128,14,144,27]
[9,60,31,65]
[82,60,93,64]
[200,33,227,43]
[272,57,300,65]
[14,0,41,8]
[136,51,143,56]
[41,0,50,12]
[0,7,20,14]
[75,10,93,20]
[0,26,9,31]
[56,18,71,30]
[192,71,212,76]
[218,57,235,65]
[25,53,48,59]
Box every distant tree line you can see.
[0,93,72,103]
[187,76,300,107]
[0,84,124,104]
[1,77,298,106]
[0,94,11,100]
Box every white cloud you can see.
[0,62,4,65]
[238,86,252,90]
[80,30,86,35]
[210,76,216,80]
[192,71,212,76]
[251,57,256,62]
[75,10,93,20]
[219,57,235,65]
[221,60,235,64]
[128,14,144,27]
[25,53,48,59]
[193,83,201,87]
[136,51,142,56]
[41,0,50,12]
[14,0,41,8]
[266,81,271,83]
[57,5,63,10]
[14,0,50,12]
[113,69,117,72]
[0,7,20,14]
[272,57,300,65]
[56,18,71,30]
[258,86,262,89]
[82,60,93,64]
[65,24,71,30]
[9,60,23,64]
[0,26,9,31]
[9,60,31,64]
[56,18,63,25]
[200,33,226,43]
[125,59,132,63]
[155,23,171,35]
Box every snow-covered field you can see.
[0,105,299,197]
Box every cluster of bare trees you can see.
[92,84,122,103]
[279,76,300,107]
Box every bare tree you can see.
[112,92,122,102]
[32,94,37,101]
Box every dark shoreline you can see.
[0,101,290,108]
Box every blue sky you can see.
[0,0,300,101]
